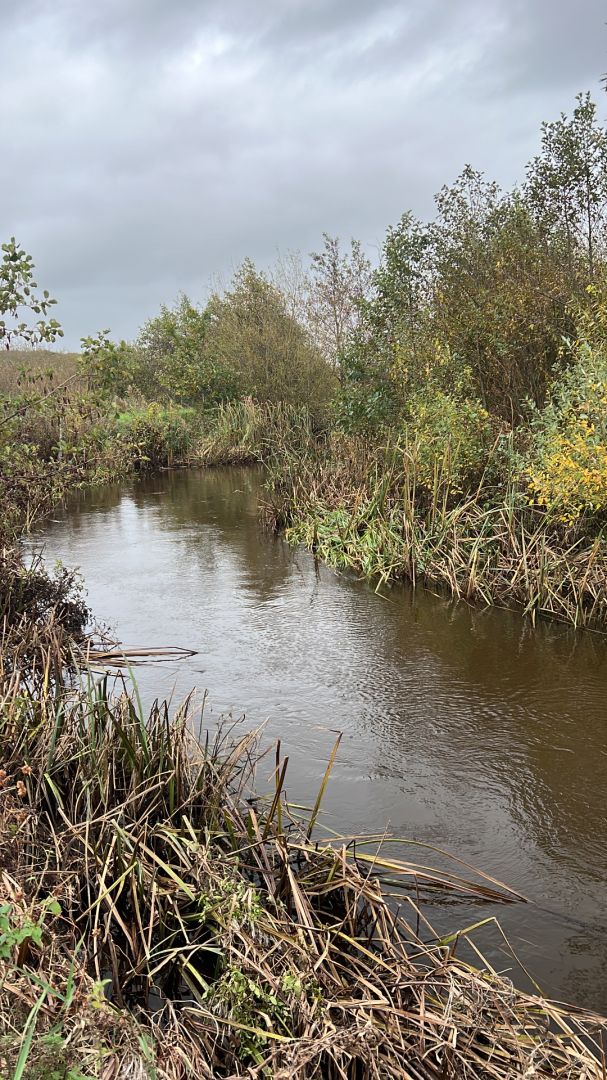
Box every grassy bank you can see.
[1,618,606,1078]
[0,351,312,539]
[262,427,607,631]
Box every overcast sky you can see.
[2,0,606,347]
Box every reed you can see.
[0,629,605,1077]
[0,350,83,400]
[199,398,316,466]
[263,431,607,631]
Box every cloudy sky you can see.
[2,0,606,347]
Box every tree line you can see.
[3,91,607,440]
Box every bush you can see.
[526,340,607,521]
[405,386,497,493]
[136,295,239,403]
[0,549,89,639]
[115,401,198,469]
[206,261,337,421]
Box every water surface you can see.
[33,466,607,1011]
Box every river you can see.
[32,465,607,1012]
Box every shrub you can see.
[136,294,239,403]
[79,331,141,398]
[526,339,607,521]
[115,401,198,468]
[405,386,496,493]
[206,261,337,421]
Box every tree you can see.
[307,234,372,364]
[136,294,236,403]
[0,238,63,349]
[365,211,432,380]
[338,159,582,429]
[429,171,575,416]
[526,93,607,277]
[79,330,140,398]
[336,214,432,430]
[206,259,336,416]
[271,249,310,327]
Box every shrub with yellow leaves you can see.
[526,334,607,523]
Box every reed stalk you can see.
[0,627,605,1077]
[263,431,607,631]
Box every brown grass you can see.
[0,628,605,1077]
[0,349,82,398]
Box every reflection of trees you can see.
[413,594,607,878]
[46,465,295,604]
[33,481,126,540]
[336,577,607,887]
[131,466,297,606]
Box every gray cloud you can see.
[1,0,605,346]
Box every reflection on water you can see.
[33,466,607,1011]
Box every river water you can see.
[32,465,607,1012]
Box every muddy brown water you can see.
[32,465,607,1012]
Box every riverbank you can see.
[4,348,607,635]
[0,362,292,538]
[1,451,606,1074]
[263,430,607,631]
[2,628,606,1078]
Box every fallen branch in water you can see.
[78,642,198,667]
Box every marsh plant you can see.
[0,625,605,1077]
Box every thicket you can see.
[81,261,337,423]
[259,93,607,625]
[339,94,606,429]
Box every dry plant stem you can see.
[263,432,607,632]
[0,629,605,1077]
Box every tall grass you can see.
[263,431,607,630]
[0,349,83,399]
[199,398,316,465]
[2,648,605,1077]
